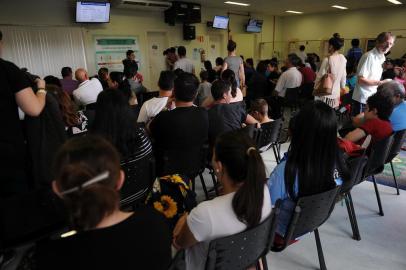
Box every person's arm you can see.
[173,214,198,249]
[239,62,245,87]
[15,79,46,117]
[344,128,366,143]
[201,96,214,108]
[358,76,382,87]
[352,113,365,128]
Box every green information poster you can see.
[94,36,141,72]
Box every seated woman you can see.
[173,130,271,270]
[36,135,171,269]
[345,92,394,145]
[221,69,244,103]
[91,89,151,161]
[249,98,273,124]
[268,101,347,239]
[45,84,88,137]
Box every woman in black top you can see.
[91,89,151,160]
[36,136,171,270]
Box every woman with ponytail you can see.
[36,135,171,270]
[173,130,271,270]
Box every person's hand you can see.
[35,78,46,89]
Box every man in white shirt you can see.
[72,68,103,106]
[137,70,175,123]
[352,32,395,115]
[275,54,303,98]
[174,46,195,74]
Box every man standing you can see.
[0,30,46,196]
[297,45,307,64]
[73,68,103,107]
[174,46,195,74]
[60,66,79,96]
[352,32,395,115]
[122,49,138,71]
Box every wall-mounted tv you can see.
[76,2,110,23]
[246,18,263,33]
[213,15,229,30]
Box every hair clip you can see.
[246,147,256,156]
[60,171,110,196]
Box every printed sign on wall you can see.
[94,36,141,72]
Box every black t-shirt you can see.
[0,59,31,194]
[208,102,247,146]
[150,106,209,175]
[122,59,138,71]
[36,207,172,270]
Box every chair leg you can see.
[344,194,356,239]
[347,193,361,240]
[314,228,327,270]
[390,161,400,195]
[371,175,384,216]
[198,173,209,200]
[259,256,268,270]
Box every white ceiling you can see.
[185,0,403,16]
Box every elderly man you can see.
[352,32,395,115]
[72,68,103,107]
[379,81,406,132]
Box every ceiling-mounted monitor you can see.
[246,18,263,33]
[213,15,229,30]
[76,2,110,23]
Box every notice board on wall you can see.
[94,36,142,72]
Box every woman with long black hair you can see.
[173,130,271,270]
[268,101,348,237]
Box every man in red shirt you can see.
[345,91,394,145]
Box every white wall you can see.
[0,1,278,89]
[280,6,406,59]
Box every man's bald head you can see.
[75,68,88,83]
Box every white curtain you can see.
[1,26,87,78]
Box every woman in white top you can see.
[314,34,347,109]
[221,69,244,103]
[173,130,271,270]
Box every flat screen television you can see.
[213,16,229,30]
[76,2,110,23]
[246,18,263,33]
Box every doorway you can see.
[146,31,168,90]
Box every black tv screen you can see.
[246,19,263,33]
[76,2,110,23]
[213,16,229,30]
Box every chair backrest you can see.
[285,186,340,241]
[363,134,395,177]
[120,153,155,208]
[386,129,406,163]
[258,119,283,148]
[205,206,279,270]
[340,154,368,194]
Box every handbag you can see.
[145,174,197,230]
[313,57,334,96]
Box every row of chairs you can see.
[195,129,405,270]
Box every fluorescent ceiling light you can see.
[332,5,348,9]
[286,10,303,14]
[224,1,250,6]
[387,0,402,4]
